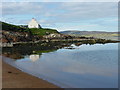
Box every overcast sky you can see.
[1,2,118,32]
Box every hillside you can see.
[30,28,59,36]
[1,21,59,36]
[60,30,119,35]
[60,31,120,40]
[1,21,59,43]
[1,21,64,44]
[1,21,31,33]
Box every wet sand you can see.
[2,57,59,88]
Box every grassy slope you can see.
[30,28,59,36]
[1,21,59,36]
[1,21,30,32]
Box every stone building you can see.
[28,18,41,28]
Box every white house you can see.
[28,18,41,28]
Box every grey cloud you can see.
[56,2,118,21]
[1,2,118,26]
[2,2,45,15]
[2,0,120,2]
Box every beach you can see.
[2,56,59,88]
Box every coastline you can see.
[2,56,59,88]
[1,38,120,48]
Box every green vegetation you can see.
[30,28,59,36]
[33,49,57,54]
[1,21,59,36]
[1,21,30,32]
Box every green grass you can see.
[30,28,59,36]
[1,21,30,32]
[34,49,57,54]
[1,21,59,36]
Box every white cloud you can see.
[2,2,117,19]
[2,2,44,15]
[1,3,34,15]
[1,2,118,32]
[2,0,120,2]
[57,2,118,21]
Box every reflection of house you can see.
[29,54,40,62]
[28,18,41,28]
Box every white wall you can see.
[28,19,40,28]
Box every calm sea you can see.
[4,43,118,88]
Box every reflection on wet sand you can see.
[29,54,40,62]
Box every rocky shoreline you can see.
[1,38,120,48]
[1,37,120,47]
[1,28,120,48]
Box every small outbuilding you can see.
[28,18,41,28]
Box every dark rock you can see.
[8,71,12,73]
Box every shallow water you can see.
[4,43,118,88]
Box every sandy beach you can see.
[2,57,59,88]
